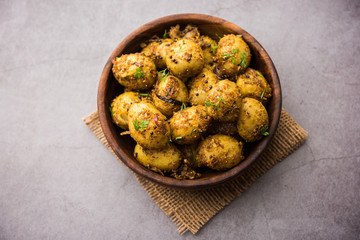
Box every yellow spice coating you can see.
[236,68,272,103]
[237,97,269,142]
[196,134,244,171]
[112,53,157,90]
[141,39,174,69]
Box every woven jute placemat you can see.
[83,108,307,235]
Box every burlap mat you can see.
[83,108,307,235]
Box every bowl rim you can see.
[97,13,282,189]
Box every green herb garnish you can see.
[215,33,222,40]
[175,136,183,141]
[209,44,218,53]
[109,105,114,117]
[134,68,145,78]
[221,48,239,65]
[191,129,198,136]
[163,29,168,39]
[180,102,186,112]
[260,88,266,99]
[177,45,186,53]
[205,100,214,107]
[139,93,149,97]
[205,96,226,110]
[256,71,264,78]
[159,68,169,81]
[133,119,149,131]
[240,52,247,68]
[260,125,269,136]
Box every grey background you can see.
[1,0,359,239]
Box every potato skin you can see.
[205,80,242,121]
[110,92,142,130]
[188,67,219,106]
[112,53,157,90]
[166,38,204,79]
[141,39,174,69]
[128,101,171,149]
[170,105,212,144]
[197,134,244,171]
[197,35,217,64]
[134,143,181,171]
[237,97,269,142]
[217,34,251,78]
[236,68,272,103]
[152,74,188,117]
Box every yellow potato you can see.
[196,134,244,171]
[112,53,157,90]
[236,68,272,103]
[237,97,269,142]
[152,74,188,117]
[134,143,182,171]
[166,38,204,79]
[110,92,141,130]
[205,80,242,121]
[188,67,219,106]
[141,39,174,69]
[197,35,217,64]
[217,34,251,78]
[170,105,212,144]
[128,101,171,149]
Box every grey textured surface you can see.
[1,0,359,239]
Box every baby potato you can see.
[166,38,204,79]
[197,35,217,64]
[196,134,244,171]
[141,39,174,69]
[205,80,242,121]
[112,53,157,90]
[152,74,188,117]
[134,143,182,171]
[217,34,251,78]
[128,101,171,149]
[236,68,272,103]
[237,97,269,142]
[169,24,200,42]
[110,92,142,130]
[170,105,212,144]
[188,67,219,106]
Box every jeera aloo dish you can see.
[109,24,272,180]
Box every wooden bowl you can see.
[97,14,282,189]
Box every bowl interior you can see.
[98,14,281,189]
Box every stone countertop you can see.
[1,0,359,239]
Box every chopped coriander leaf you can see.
[133,119,149,131]
[260,88,266,99]
[109,105,114,117]
[260,125,269,136]
[240,52,247,68]
[232,58,236,64]
[256,71,264,78]
[175,136,183,141]
[232,48,239,54]
[139,93,149,97]
[134,68,145,78]
[205,100,214,107]
[191,129,198,136]
[159,68,169,81]
[215,33,222,40]
[163,29,168,39]
[209,45,218,53]
[177,45,186,53]
[221,52,232,58]
[180,102,187,111]
[215,95,227,110]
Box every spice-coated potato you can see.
[236,68,272,103]
[169,24,200,42]
[110,92,142,130]
[134,143,182,171]
[152,74,188,117]
[197,35,217,64]
[112,53,157,90]
[217,34,251,78]
[128,101,171,149]
[166,38,204,79]
[237,97,269,142]
[170,105,212,144]
[196,134,244,171]
[205,80,242,121]
[188,67,219,106]
[141,39,174,69]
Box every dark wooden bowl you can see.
[98,14,282,189]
